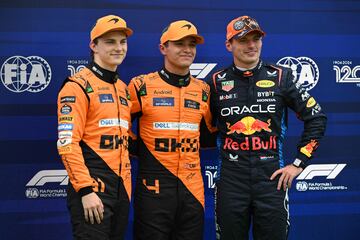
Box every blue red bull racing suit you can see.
[209,61,327,240]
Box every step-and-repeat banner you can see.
[0,0,359,239]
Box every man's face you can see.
[160,36,197,71]
[226,32,262,68]
[90,31,127,70]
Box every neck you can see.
[233,58,259,70]
[164,62,189,76]
[94,58,117,72]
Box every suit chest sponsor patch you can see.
[119,96,128,106]
[153,97,174,107]
[99,94,114,103]
[184,99,200,110]
[221,80,234,92]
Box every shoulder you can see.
[130,71,157,88]
[67,67,94,89]
[211,66,232,82]
[262,62,292,77]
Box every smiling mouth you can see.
[245,51,257,55]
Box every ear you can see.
[159,43,166,56]
[225,40,233,52]
[89,41,97,53]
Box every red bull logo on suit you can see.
[226,116,272,135]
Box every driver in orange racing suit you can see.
[57,15,133,240]
[128,20,216,240]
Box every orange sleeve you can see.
[202,82,217,133]
[128,77,142,115]
[57,81,93,193]
[200,82,218,148]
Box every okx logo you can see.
[1,55,52,93]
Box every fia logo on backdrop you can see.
[295,164,348,192]
[0,55,52,93]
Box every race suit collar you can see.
[158,67,191,87]
[88,62,119,84]
[232,60,263,77]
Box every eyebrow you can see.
[103,37,127,41]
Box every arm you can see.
[270,68,327,190]
[57,80,103,223]
[127,77,145,156]
[200,81,218,148]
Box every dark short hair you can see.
[90,38,99,60]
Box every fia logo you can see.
[296,181,308,192]
[277,56,319,91]
[25,188,40,198]
[0,55,52,93]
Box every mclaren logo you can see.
[108,18,119,24]
[181,24,192,30]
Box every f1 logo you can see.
[296,164,346,180]
[190,63,217,79]
[26,170,69,186]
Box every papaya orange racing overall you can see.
[128,68,216,240]
[57,62,132,239]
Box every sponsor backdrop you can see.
[0,0,359,239]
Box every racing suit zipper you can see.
[248,76,255,170]
[112,82,122,176]
[177,86,183,190]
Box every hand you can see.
[270,164,303,191]
[81,192,104,224]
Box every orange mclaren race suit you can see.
[128,68,216,240]
[57,62,132,240]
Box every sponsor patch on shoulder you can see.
[58,145,72,154]
[59,116,74,123]
[60,96,76,103]
[57,138,72,147]
[58,123,73,131]
[60,104,72,114]
[58,131,73,139]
